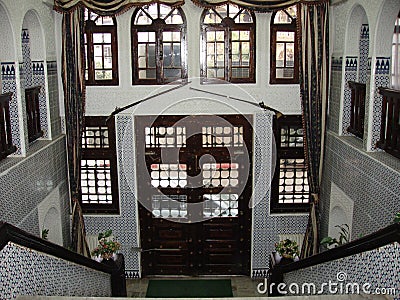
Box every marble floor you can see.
[126,276,264,298]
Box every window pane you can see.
[95,70,112,80]
[277,31,295,42]
[276,43,285,67]
[135,10,152,25]
[286,43,295,66]
[93,33,111,43]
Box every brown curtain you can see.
[61,7,90,257]
[298,1,329,257]
[54,0,184,14]
[190,0,326,12]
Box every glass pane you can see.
[203,10,222,24]
[215,5,227,19]
[135,10,152,25]
[276,43,285,67]
[232,42,239,55]
[160,4,172,19]
[94,56,103,69]
[148,45,156,67]
[93,33,111,43]
[286,43,295,66]
[164,69,181,79]
[207,68,216,78]
[277,31,295,42]
[163,45,172,66]
[173,44,181,65]
[166,9,183,24]
[104,57,112,69]
[237,10,252,23]
[231,31,240,41]
[95,70,112,80]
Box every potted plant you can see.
[320,224,349,249]
[91,229,121,261]
[394,212,400,224]
[274,239,300,264]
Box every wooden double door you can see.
[136,115,252,276]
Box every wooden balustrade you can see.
[25,86,43,143]
[377,87,400,159]
[0,92,17,160]
[347,81,366,138]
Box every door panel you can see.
[136,115,252,276]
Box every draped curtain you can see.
[298,1,329,257]
[55,0,329,258]
[61,7,90,256]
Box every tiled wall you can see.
[84,115,141,279]
[0,242,112,299]
[283,242,400,298]
[0,136,70,242]
[251,112,308,278]
[328,56,343,133]
[320,131,400,240]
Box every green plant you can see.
[275,239,300,259]
[91,230,121,259]
[394,212,400,224]
[41,228,49,240]
[320,224,349,248]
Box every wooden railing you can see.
[377,87,400,159]
[0,221,127,297]
[347,81,366,138]
[25,86,43,143]
[267,223,400,296]
[0,92,17,160]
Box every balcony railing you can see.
[377,87,400,159]
[347,81,366,138]
[25,86,43,143]
[0,92,17,160]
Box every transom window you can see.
[201,4,255,83]
[270,5,299,84]
[131,3,187,85]
[84,9,118,85]
[271,115,310,213]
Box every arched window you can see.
[270,5,298,84]
[131,4,187,85]
[201,4,255,83]
[84,9,119,85]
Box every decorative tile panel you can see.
[251,112,308,278]
[0,242,112,299]
[329,56,343,133]
[84,115,140,277]
[358,24,369,84]
[283,242,400,298]
[370,57,390,150]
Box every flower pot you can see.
[274,252,282,264]
[94,255,103,263]
[102,252,114,260]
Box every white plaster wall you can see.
[55,1,301,117]
[331,0,399,58]
[0,0,56,62]
[0,1,16,61]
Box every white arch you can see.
[0,1,17,62]
[22,9,45,61]
[343,3,368,57]
[372,0,400,57]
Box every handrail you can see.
[268,223,400,295]
[0,221,126,297]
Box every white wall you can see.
[55,1,302,117]
[0,0,56,62]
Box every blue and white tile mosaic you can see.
[0,242,112,299]
[283,242,400,299]
[251,112,308,278]
[84,115,140,277]
[0,136,69,241]
[329,56,343,133]
[358,24,369,84]
[320,131,400,240]
[370,57,390,151]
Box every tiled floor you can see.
[126,276,264,297]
